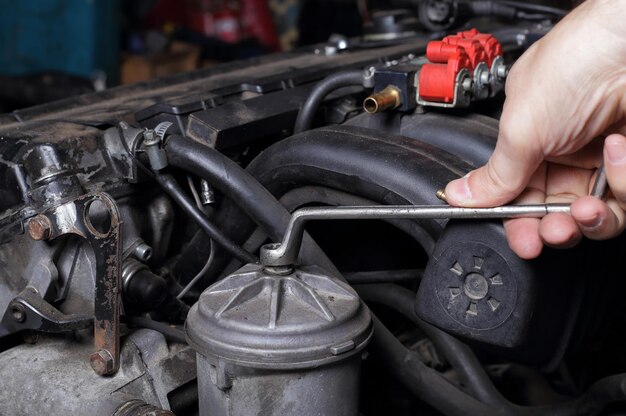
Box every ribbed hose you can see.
[293,70,365,134]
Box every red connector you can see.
[418,29,504,106]
[419,43,472,104]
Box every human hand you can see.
[443,0,626,259]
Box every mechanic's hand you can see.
[444,0,626,259]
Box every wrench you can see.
[261,165,609,268]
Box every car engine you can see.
[2,3,626,415]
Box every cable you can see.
[124,316,187,344]
[187,175,203,208]
[154,172,258,264]
[177,239,215,300]
[293,70,365,134]
[177,176,216,299]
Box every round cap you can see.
[185,264,372,369]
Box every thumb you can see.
[604,133,626,209]
[444,137,543,207]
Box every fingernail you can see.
[578,212,604,231]
[446,175,473,204]
[605,138,626,164]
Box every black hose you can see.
[154,172,258,264]
[370,315,503,416]
[345,269,422,284]
[361,284,626,415]
[164,135,340,276]
[293,70,365,134]
[355,283,510,408]
[164,133,626,415]
[124,316,187,344]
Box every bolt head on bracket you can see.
[90,348,115,376]
[27,215,52,241]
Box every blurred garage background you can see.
[0,0,577,112]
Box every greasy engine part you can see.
[186,263,372,416]
[2,9,626,416]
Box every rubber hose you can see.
[355,283,511,408]
[370,315,503,416]
[164,133,626,415]
[154,172,258,264]
[164,135,340,276]
[293,70,365,134]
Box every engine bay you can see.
[2,4,626,415]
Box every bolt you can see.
[479,71,491,87]
[496,64,508,79]
[10,303,26,323]
[143,129,158,146]
[90,349,115,375]
[27,215,52,241]
[461,77,473,92]
[133,242,153,261]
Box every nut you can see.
[90,349,115,375]
[27,215,52,241]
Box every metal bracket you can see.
[26,192,123,376]
[0,287,91,336]
[260,204,571,267]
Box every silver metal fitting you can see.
[200,180,216,205]
[132,241,153,262]
[143,122,173,171]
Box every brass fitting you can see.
[363,86,401,114]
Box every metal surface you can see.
[186,263,372,369]
[29,192,123,375]
[591,163,609,199]
[363,85,402,113]
[113,400,175,416]
[260,203,572,266]
[0,330,195,415]
[0,287,91,336]
[187,263,370,416]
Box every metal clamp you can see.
[260,204,571,267]
[26,192,122,376]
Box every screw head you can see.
[90,349,114,375]
[10,303,26,323]
[27,215,52,241]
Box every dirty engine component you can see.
[2,6,626,416]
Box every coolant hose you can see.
[164,134,340,275]
[293,70,365,134]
